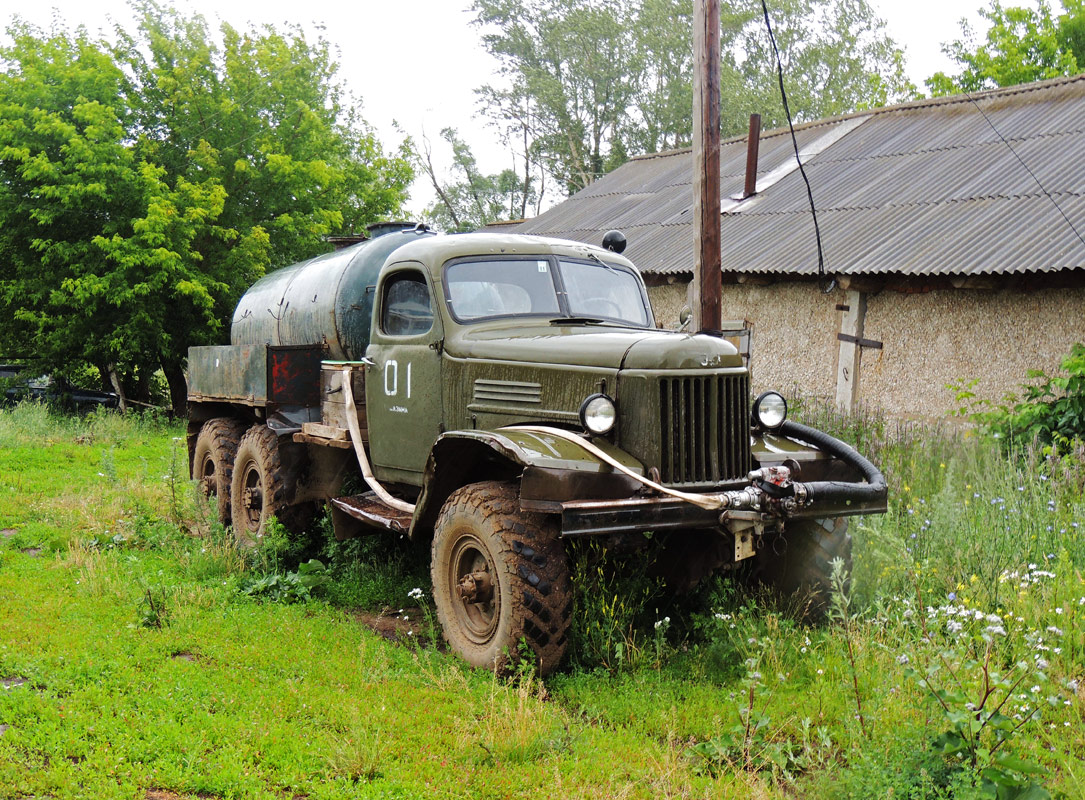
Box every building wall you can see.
[647,281,688,329]
[647,280,1085,419]
[863,285,1085,418]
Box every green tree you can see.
[0,23,162,406]
[633,0,913,145]
[731,0,914,127]
[927,0,1084,95]
[624,0,697,154]
[473,0,638,194]
[418,128,538,231]
[472,0,913,196]
[0,5,412,413]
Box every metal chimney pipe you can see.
[743,113,761,199]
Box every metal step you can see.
[330,492,413,534]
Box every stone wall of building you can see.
[646,280,1085,419]
[862,285,1085,418]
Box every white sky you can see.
[1,0,992,214]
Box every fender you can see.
[408,427,645,540]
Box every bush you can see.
[970,343,1085,447]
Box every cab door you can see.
[365,264,444,484]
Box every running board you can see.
[329,492,413,536]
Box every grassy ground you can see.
[0,402,1081,799]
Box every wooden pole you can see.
[835,290,867,412]
[692,0,722,332]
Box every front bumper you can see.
[519,419,888,540]
[553,487,887,537]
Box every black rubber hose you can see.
[777,419,888,508]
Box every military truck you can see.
[186,222,887,675]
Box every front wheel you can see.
[431,481,571,676]
[752,517,851,621]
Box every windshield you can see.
[559,259,650,326]
[444,256,651,327]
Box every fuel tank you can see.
[230,223,435,360]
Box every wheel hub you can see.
[457,570,493,603]
[447,535,500,642]
[199,458,216,497]
[244,486,263,510]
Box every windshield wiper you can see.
[585,251,618,273]
[549,316,608,326]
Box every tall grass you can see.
[788,393,1085,601]
[0,399,174,446]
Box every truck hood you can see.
[446,322,742,370]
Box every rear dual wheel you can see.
[193,418,248,525]
[230,425,295,547]
[431,482,572,676]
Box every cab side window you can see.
[381,273,434,336]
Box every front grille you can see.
[658,374,751,485]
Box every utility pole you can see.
[692,0,722,332]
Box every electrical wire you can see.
[759,0,836,294]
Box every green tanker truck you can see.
[186,222,887,675]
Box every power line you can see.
[759,0,834,293]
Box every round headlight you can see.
[580,393,616,435]
[753,391,788,429]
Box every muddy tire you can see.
[431,481,571,676]
[230,425,290,547]
[754,517,851,621]
[193,418,248,525]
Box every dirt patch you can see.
[1,529,16,538]
[352,606,430,646]
[146,790,217,800]
[20,548,42,557]
[0,724,8,737]
[1,677,27,689]
[170,651,197,663]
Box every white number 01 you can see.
[383,360,412,399]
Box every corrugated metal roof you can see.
[486,75,1085,277]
